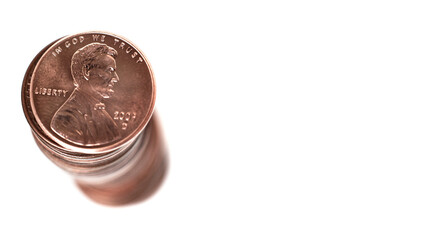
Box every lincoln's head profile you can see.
[50,43,121,146]
[71,43,119,100]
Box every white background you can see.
[1,0,446,239]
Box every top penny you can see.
[29,32,156,154]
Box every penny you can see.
[29,32,156,154]
[22,32,166,205]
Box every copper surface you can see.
[21,32,166,206]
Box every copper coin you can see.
[22,32,167,205]
[28,32,156,154]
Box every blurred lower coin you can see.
[77,115,168,205]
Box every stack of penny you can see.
[21,32,167,206]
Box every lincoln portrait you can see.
[51,43,121,146]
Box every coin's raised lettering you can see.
[65,36,85,48]
[92,34,106,42]
[114,111,136,122]
[52,46,62,57]
[113,38,143,63]
[34,87,68,97]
